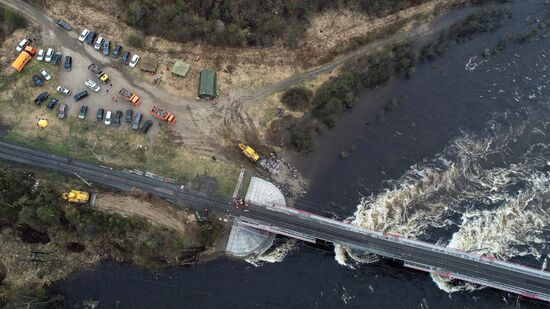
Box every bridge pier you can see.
[225,177,284,257]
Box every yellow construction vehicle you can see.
[239,143,260,162]
[62,190,96,205]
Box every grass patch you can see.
[0,4,27,41]
[126,32,144,48]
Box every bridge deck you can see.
[0,140,549,302]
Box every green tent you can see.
[198,69,217,99]
[171,60,190,78]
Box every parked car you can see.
[56,86,71,96]
[56,19,72,31]
[120,52,130,64]
[113,111,123,127]
[32,75,43,87]
[85,31,96,45]
[84,79,100,92]
[64,56,72,71]
[94,36,103,50]
[78,105,88,119]
[96,108,104,121]
[125,109,133,123]
[40,68,51,81]
[102,40,110,56]
[58,104,67,119]
[104,111,112,126]
[52,52,62,65]
[132,112,142,130]
[112,44,122,58]
[46,98,58,109]
[129,54,140,68]
[78,29,90,42]
[45,48,54,62]
[73,90,89,101]
[141,120,153,134]
[16,39,28,52]
[36,49,45,61]
[34,91,49,105]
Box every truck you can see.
[62,190,96,205]
[150,106,176,125]
[11,45,37,72]
[119,88,141,106]
[87,63,109,83]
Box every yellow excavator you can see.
[239,143,260,162]
[62,190,96,205]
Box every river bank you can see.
[0,164,226,307]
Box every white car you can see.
[78,29,89,42]
[129,54,140,68]
[94,37,103,50]
[16,39,28,52]
[40,68,52,81]
[45,48,54,62]
[36,49,45,61]
[84,79,101,92]
[104,111,112,126]
[56,86,71,96]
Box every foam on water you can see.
[338,108,550,291]
[245,239,298,267]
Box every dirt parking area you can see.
[56,43,161,134]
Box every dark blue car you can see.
[64,56,72,71]
[85,31,96,45]
[112,44,122,58]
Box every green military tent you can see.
[198,69,217,99]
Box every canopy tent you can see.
[171,60,190,78]
[140,56,158,73]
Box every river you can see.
[55,1,550,308]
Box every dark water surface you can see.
[56,1,550,308]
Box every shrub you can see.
[421,8,511,61]
[127,33,144,48]
[313,71,359,126]
[281,86,313,111]
[288,120,314,153]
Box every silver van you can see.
[132,112,142,130]
[104,110,112,126]
[58,104,67,119]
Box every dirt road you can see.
[93,193,197,235]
